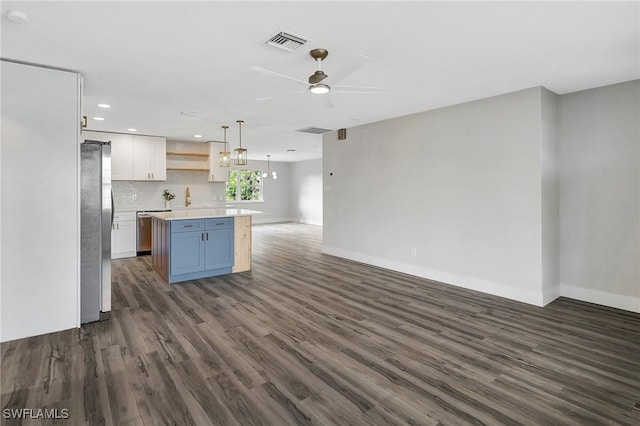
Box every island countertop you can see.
[148,208,261,221]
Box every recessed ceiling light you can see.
[128,128,137,132]
[7,10,29,24]
[194,134,202,138]
[98,103,111,108]
[93,117,105,121]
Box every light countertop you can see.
[148,208,261,221]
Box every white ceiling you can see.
[2,1,638,162]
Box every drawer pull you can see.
[183,224,194,228]
[216,222,225,225]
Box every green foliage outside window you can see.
[226,169,262,201]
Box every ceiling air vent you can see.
[296,126,332,134]
[264,30,309,52]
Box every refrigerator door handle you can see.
[111,189,115,226]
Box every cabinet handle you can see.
[206,232,209,240]
[216,222,225,226]
[211,174,214,180]
[152,172,154,179]
[201,233,204,241]
[183,224,194,228]
[117,223,119,230]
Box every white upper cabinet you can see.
[82,131,134,180]
[82,131,166,181]
[152,136,167,180]
[133,135,166,181]
[82,130,105,142]
[110,133,134,180]
[208,142,230,182]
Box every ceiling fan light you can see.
[309,83,330,95]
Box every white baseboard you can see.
[561,284,640,313]
[291,217,323,226]
[322,245,547,307]
[252,217,293,225]
[542,286,561,306]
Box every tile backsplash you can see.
[113,170,226,211]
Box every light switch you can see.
[131,193,137,201]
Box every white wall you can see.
[1,61,81,342]
[559,80,640,312]
[323,88,550,305]
[113,171,226,211]
[290,159,323,225]
[540,88,560,304]
[235,160,291,224]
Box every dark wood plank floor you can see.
[2,223,640,425]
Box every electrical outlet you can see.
[131,193,137,201]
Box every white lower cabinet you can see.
[112,212,136,259]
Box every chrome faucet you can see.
[185,187,191,207]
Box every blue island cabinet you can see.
[152,217,234,283]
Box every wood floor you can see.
[2,223,640,425]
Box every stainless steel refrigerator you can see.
[80,140,112,323]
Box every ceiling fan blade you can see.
[332,89,394,95]
[332,84,393,91]
[249,66,308,86]
[331,54,372,84]
[256,89,307,101]
[323,96,335,109]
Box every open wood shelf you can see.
[166,167,210,171]
[166,151,209,157]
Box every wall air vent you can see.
[264,30,309,52]
[296,126,332,134]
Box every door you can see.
[204,228,233,270]
[110,133,134,180]
[151,136,166,180]
[80,143,103,323]
[171,231,205,275]
[133,135,152,180]
[116,220,137,254]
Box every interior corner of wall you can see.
[541,285,561,306]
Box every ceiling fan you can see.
[250,48,392,101]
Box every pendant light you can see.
[218,125,231,167]
[234,119,248,165]
[261,155,278,180]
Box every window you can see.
[226,169,263,202]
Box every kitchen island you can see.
[149,208,259,284]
